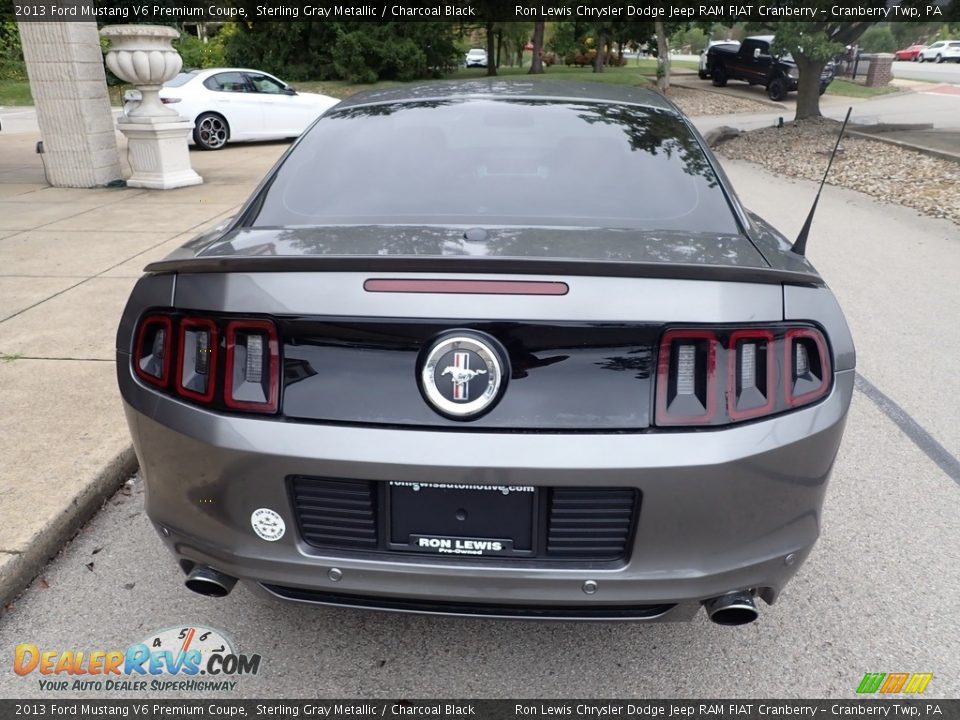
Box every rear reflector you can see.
[133,314,172,387]
[363,279,569,295]
[224,319,280,413]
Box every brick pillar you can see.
[863,53,894,87]
[17,21,122,187]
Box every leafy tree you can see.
[769,18,877,120]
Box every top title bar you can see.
[6,0,954,23]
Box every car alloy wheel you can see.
[194,113,229,151]
[936,54,943,63]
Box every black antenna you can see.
[792,106,852,256]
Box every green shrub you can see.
[174,29,228,69]
[860,26,897,54]
[0,22,26,81]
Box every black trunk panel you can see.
[279,318,658,429]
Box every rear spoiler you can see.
[144,256,823,287]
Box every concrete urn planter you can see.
[100,24,202,189]
[101,25,182,120]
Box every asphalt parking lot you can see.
[0,158,957,700]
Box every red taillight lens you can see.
[655,329,719,426]
[785,328,831,407]
[727,329,775,421]
[655,325,831,427]
[224,319,280,414]
[134,314,172,388]
[176,317,218,403]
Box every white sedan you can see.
[126,68,340,150]
[917,41,960,63]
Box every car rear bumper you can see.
[121,361,854,620]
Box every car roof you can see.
[746,35,775,43]
[333,78,677,113]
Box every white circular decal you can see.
[250,508,285,542]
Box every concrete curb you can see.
[0,447,138,608]
[846,129,960,163]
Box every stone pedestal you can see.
[119,118,203,189]
[100,25,202,190]
[17,22,122,188]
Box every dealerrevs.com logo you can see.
[13,626,261,693]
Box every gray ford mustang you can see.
[117,80,854,625]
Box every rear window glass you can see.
[165,72,197,88]
[249,99,739,234]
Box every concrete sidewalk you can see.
[0,130,289,606]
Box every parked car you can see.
[707,35,836,101]
[117,79,854,626]
[699,40,740,79]
[465,48,488,68]
[917,40,960,63]
[893,44,926,61]
[124,68,339,150]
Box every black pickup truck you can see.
[706,35,835,101]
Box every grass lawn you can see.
[0,80,137,106]
[296,64,670,100]
[826,79,900,98]
[0,59,697,106]
[0,80,32,106]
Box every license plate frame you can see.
[387,482,538,558]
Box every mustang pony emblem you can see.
[441,366,487,384]
[441,351,487,401]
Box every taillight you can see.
[727,329,775,421]
[133,314,172,387]
[224,320,280,413]
[655,329,719,425]
[132,313,281,415]
[655,325,831,427]
[176,317,218,403]
[785,328,831,407]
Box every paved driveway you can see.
[0,159,956,700]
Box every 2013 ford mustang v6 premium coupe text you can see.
[117,80,854,625]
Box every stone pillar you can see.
[864,53,894,87]
[17,22,122,188]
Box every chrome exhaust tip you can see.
[184,566,237,598]
[703,591,758,626]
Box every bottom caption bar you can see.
[1,700,955,720]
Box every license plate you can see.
[389,482,535,557]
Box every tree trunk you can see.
[529,20,545,74]
[496,30,503,69]
[486,23,497,77]
[593,33,606,73]
[655,20,670,92]
[794,55,827,121]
